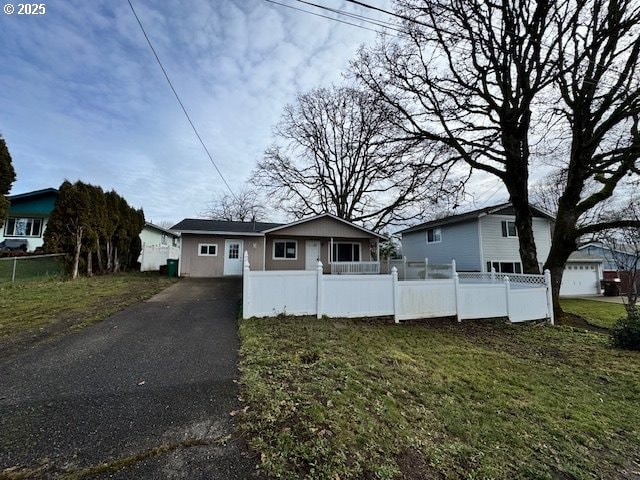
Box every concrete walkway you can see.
[0,278,257,479]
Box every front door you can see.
[305,240,321,270]
[224,239,243,276]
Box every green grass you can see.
[560,298,627,329]
[239,317,640,479]
[0,272,176,345]
[0,255,66,283]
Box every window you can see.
[161,234,167,245]
[228,243,239,259]
[5,217,43,237]
[198,243,217,256]
[501,220,517,237]
[332,242,361,262]
[426,227,441,243]
[274,240,297,259]
[486,261,522,273]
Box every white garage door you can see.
[560,263,600,296]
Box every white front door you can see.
[224,239,243,276]
[305,240,321,270]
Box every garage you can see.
[560,254,603,296]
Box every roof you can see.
[171,214,387,239]
[262,213,387,239]
[398,202,555,234]
[144,222,180,237]
[171,218,283,235]
[567,251,604,263]
[579,241,638,256]
[7,188,58,201]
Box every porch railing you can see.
[330,261,380,274]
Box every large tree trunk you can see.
[503,145,540,274]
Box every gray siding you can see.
[480,215,552,270]
[401,220,481,271]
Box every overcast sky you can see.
[0,0,508,226]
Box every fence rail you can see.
[0,253,66,282]
[242,252,554,325]
[330,261,380,275]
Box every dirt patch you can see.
[557,312,610,334]
[396,448,445,480]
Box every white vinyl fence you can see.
[242,253,554,324]
[138,245,180,272]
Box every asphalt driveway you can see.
[0,278,257,479]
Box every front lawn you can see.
[560,298,627,329]
[0,273,176,350]
[239,317,640,479]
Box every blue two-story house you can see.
[400,203,553,274]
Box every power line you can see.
[294,0,402,31]
[126,0,236,198]
[263,0,398,36]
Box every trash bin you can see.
[167,258,179,278]
[601,278,621,296]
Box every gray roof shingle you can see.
[171,218,283,233]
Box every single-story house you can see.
[140,222,180,248]
[0,188,58,252]
[171,213,387,277]
[398,202,604,296]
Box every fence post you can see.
[242,251,250,319]
[316,260,324,319]
[12,257,17,283]
[504,276,511,322]
[424,257,428,280]
[453,271,461,322]
[491,266,496,283]
[544,269,555,325]
[392,266,399,323]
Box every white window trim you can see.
[198,243,218,256]
[502,220,518,238]
[332,242,362,262]
[273,239,298,260]
[5,217,43,237]
[426,227,442,244]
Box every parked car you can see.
[0,239,28,252]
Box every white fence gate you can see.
[242,253,554,324]
[139,245,180,272]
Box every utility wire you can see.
[294,0,402,31]
[126,0,236,198]
[263,0,398,36]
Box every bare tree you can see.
[353,0,640,313]
[598,199,640,309]
[542,0,640,311]
[203,186,265,222]
[251,85,462,231]
[353,0,576,271]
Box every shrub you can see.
[611,306,640,351]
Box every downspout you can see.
[477,216,485,272]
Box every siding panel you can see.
[401,220,480,271]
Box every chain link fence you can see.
[0,253,66,283]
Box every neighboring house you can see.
[0,188,58,252]
[140,222,180,248]
[579,241,638,294]
[399,203,554,274]
[138,222,181,272]
[399,202,602,296]
[171,213,386,277]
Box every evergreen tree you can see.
[0,134,17,229]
